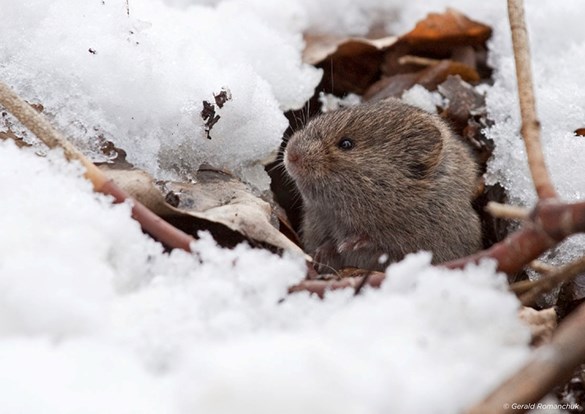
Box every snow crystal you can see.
[0,0,321,189]
[482,0,585,207]
[401,84,444,113]
[318,92,361,113]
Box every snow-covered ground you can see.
[1,0,584,412]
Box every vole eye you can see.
[337,137,354,150]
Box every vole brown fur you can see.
[284,98,481,272]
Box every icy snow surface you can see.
[0,140,529,413]
[0,0,321,189]
[3,0,585,411]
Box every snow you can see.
[401,85,444,113]
[3,0,584,411]
[0,0,321,189]
[0,140,529,412]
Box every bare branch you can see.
[508,0,557,200]
[518,256,585,306]
[486,201,530,220]
[528,260,556,274]
[289,272,386,298]
[0,80,195,252]
[398,55,441,67]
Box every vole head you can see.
[284,98,446,203]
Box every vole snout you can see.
[283,133,325,183]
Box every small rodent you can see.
[284,97,482,272]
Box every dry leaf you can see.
[303,34,397,95]
[518,307,557,347]
[303,34,397,65]
[438,75,485,133]
[364,60,479,102]
[400,8,492,55]
[101,165,308,258]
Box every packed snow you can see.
[0,139,529,413]
[2,0,584,412]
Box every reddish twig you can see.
[0,80,195,252]
[289,272,386,298]
[445,200,585,272]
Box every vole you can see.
[283,98,482,272]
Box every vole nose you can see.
[286,145,300,164]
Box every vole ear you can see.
[404,122,444,180]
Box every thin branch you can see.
[398,55,441,67]
[509,261,557,295]
[289,272,386,298]
[508,0,557,200]
[517,255,585,306]
[466,300,585,414]
[0,80,195,252]
[486,201,530,220]
[528,260,556,274]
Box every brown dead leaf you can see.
[518,307,557,347]
[0,127,30,148]
[561,276,585,303]
[303,34,397,65]
[304,34,397,95]
[362,72,419,101]
[438,75,485,133]
[364,60,479,102]
[381,9,491,78]
[101,165,308,257]
[400,8,492,56]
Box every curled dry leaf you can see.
[100,165,308,258]
[518,306,557,347]
[438,75,486,133]
[303,34,397,95]
[373,9,490,99]
[303,34,397,65]
[398,8,492,56]
[364,60,480,101]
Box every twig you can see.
[289,272,386,298]
[508,261,556,295]
[486,201,530,220]
[508,0,557,200]
[486,202,529,220]
[354,272,373,296]
[518,256,585,306]
[0,80,195,252]
[528,260,556,274]
[398,55,441,67]
[466,300,585,414]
